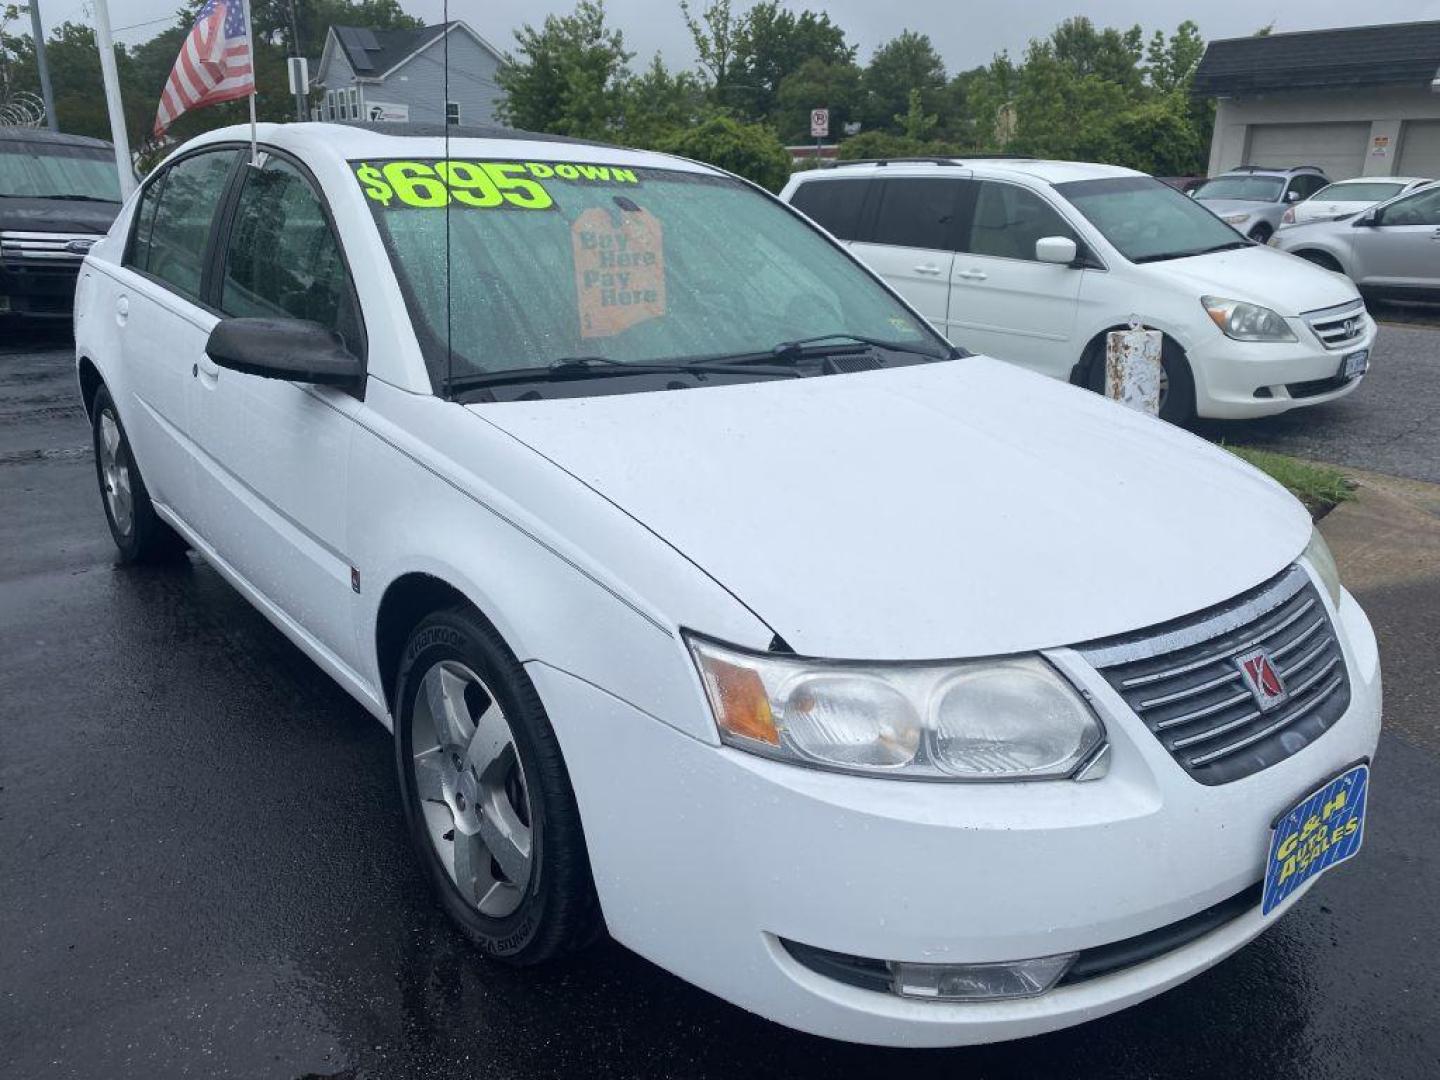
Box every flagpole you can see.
[92,0,136,199]
[242,0,258,166]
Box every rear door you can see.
[189,149,366,670]
[848,176,969,334]
[947,180,1083,377]
[1350,185,1440,292]
[114,147,241,528]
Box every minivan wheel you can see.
[1248,224,1273,245]
[1084,334,1196,425]
[393,606,601,964]
[90,385,187,563]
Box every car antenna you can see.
[443,0,453,401]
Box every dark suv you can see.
[1,128,124,322]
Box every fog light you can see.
[890,953,1077,1001]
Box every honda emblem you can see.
[1235,648,1288,712]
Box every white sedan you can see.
[1280,176,1433,228]
[74,122,1381,1047]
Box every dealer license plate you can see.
[1262,762,1369,916]
[1342,350,1369,380]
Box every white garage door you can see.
[1397,120,1440,179]
[1245,123,1371,181]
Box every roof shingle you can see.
[1193,20,1440,96]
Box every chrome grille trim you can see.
[1077,566,1351,785]
[1303,298,1368,352]
[0,230,102,264]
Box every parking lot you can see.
[2,318,1438,1080]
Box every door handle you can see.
[115,295,128,326]
[913,263,943,276]
[955,269,988,282]
[196,355,220,383]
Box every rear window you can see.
[788,178,870,241]
[868,178,963,250]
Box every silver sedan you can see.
[1273,183,1440,303]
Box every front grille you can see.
[1303,299,1367,351]
[0,230,101,266]
[1077,566,1350,786]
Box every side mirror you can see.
[1352,209,1381,227]
[205,317,363,387]
[1285,190,1301,203]
[1035,236,1078,265]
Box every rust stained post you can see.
[1105,318,1163,416]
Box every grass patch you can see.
[1227,446,1356,518]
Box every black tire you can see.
[90,384,187,563]
[394,605,601,965]
[1248,224,1273,245]
[1085,333,1196,425]
[1296,250,1346,275]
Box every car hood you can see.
[0,197,120,235]
[1141,243,1359,316]
[472,359,1310,660]
[1194,198,1277,218]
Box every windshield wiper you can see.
[771,332,958,362]
[448,355,799,393]
[1133,239,1251,264]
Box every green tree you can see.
[733,2,851,121]
[1145,20,1204,93]
[496,0,633,139]
[773,56,861,143]
[655,113,791,190]
[860,30,946,134]
[679,0,743,95]
[619,52,707,146]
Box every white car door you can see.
[849,176,967,334]
[1350,186,1440,291]
[947,181,1083,378]
[111,148,239,527]
[189,151,365,672]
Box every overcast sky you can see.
[39,0,1440,73]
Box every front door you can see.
[189,151,366,672]
[947,180,1083,378]
[112,148,239,528]
[1350,186,1440,292]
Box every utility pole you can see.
[91,0,135,199]
[288,0,306,121]
[27,0,58,131]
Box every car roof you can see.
[170,121,719,177]
[1325,175,1430,186]
[1215,165,1325,177]
[792,157,1146,186]
[0,126,113,150]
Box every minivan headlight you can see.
[1304,526,1343,608]
[1221,212,1252,225]
[1202,296,1298,342]
[685,635,1104,781]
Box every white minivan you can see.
[75,124,1380,1048]
[781,160,1376,423]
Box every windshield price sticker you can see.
[354,160,640,210]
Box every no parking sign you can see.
[810,108,829,139]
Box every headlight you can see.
[1222,212,1251,225]
[1202,296,1298,342]
[685,635,1105,781]
[1304,527,1343,608]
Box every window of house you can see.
[446,102,461,126]
[348,88,360,120]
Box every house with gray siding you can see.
[311,21,506,127]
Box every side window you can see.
[788,179,871,241]
[130,150,236,301]
[967,181,1075,262]
[125,172,166,273]
[869,178,963,250]
[1382,186,1440,227]
[220,156,362,354]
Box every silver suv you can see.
[1191,165,1329,243]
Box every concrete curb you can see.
[1319,467,1440,593]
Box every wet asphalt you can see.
[2,324,1439,1079]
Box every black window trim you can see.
[121,142,248,315]
[207,143,370,375]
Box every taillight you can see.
[1281,207,1296,225]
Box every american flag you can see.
[152,0,254,139]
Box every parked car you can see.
[1272,181,1440,303]
[781,159,1375,423]
[1190,165,1329,243]
[75,123,1381,1048]
[1279,176,1433,229]
[0,128,123,322]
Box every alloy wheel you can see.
[411,660,534,917]
[98,410,134,537]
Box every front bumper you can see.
[0,262,83,319]
[1187,317,1375,420]
[529,585,1381,1047]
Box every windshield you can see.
[353,159,940,393]
[1054,176,1246,263]
[1311,181,1405,203]
[1191,175,1285,203]
[0,141,122,201]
